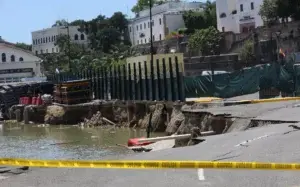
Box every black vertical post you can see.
[100,68,105,100]
[144,61,149,100]
[97,68,102,99]
[169,57,175,101]
[162,58,168,100]
[123,64,128,100]
[138,62,144,100]
[109,66,114,99]
[113,66,119,100]
[93,69,97,99]
[103,67,108,100]
[118,66,122,100]
[128,64,132,100]
[175,56,185,101]
[156,59,162,100]
[210,62,215,82]
[133,63,138,100]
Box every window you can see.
[137,40,139,45]
[74,34,79,40]
[80,34,85,40]
[159,34,162,40]
[33,40,35,45]
[153,35,155,41]
[141,39,143,44]
[240,4,243,12]
[129,27,132,32]
[220,13,227,18]
[222,27,225,32]
[35,51,38,55]
[56,48,59,52]
[51,36,54,42]
[1,53,6,62]
[36,39,38,44]
[43,38,45,43]
[145,39,147,43]
[49,37,51,42]
[46,49,48,53]
[144,23,146,29]
[242,27,248,33]
[251,2,254,10]
[10,55,15,62]
[38,39,40,44]
[40,50,43,54]
[159,18,162,25]
[54,35,56,41]
[46,37,48,43]
[136,25,138,31]
[52,48,54,53]
[140,24,142,30]
[19,57,23,62]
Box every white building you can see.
[128,1,203,46]
[0,37,42,83]
[216,0,264,33]
[31,26,88,55]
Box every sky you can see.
[0,0,138,44]
[0,0,205,44]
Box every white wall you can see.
[128,13,165,45]
[0,43,41,81]
[31,26,88,55]
[216,0,264,33]
[165,13,186,36]
[129,1,202,46]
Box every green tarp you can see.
[184,62,295,98]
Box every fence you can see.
[47,55,185,101]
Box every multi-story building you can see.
[128,0,203,46]
[0,37,42,83]
[31,26,88,55]
[216,0,264,33]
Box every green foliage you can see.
[239,40,255,63]
[183,1,217,33]
[188,26,222,56]
[15,43,32,51]
[41,12,133,73]
[131,0,159,14]
[259,0,278,26]
[52,19,68,27]
[259,0,300,25]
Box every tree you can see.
[239,40,255,63]
[15,43,32,51]
[52,19,68,27]
[110,12,128,33]
[131,0,158,14]
[259,0,278,26]
[183,1,217,33]
[188,26,222,56]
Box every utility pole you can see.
[149,0,155,100]
[66,25,71,72]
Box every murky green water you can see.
[0,122,164,160]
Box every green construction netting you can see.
[184,62,295,98]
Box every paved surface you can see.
[2,123,300,187]
[186,100,300,118]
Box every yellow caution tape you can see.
[0,158,300,170]
[250,97,300,104]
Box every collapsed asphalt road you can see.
[1,123,300,187]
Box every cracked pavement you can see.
[1,122,300,187]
